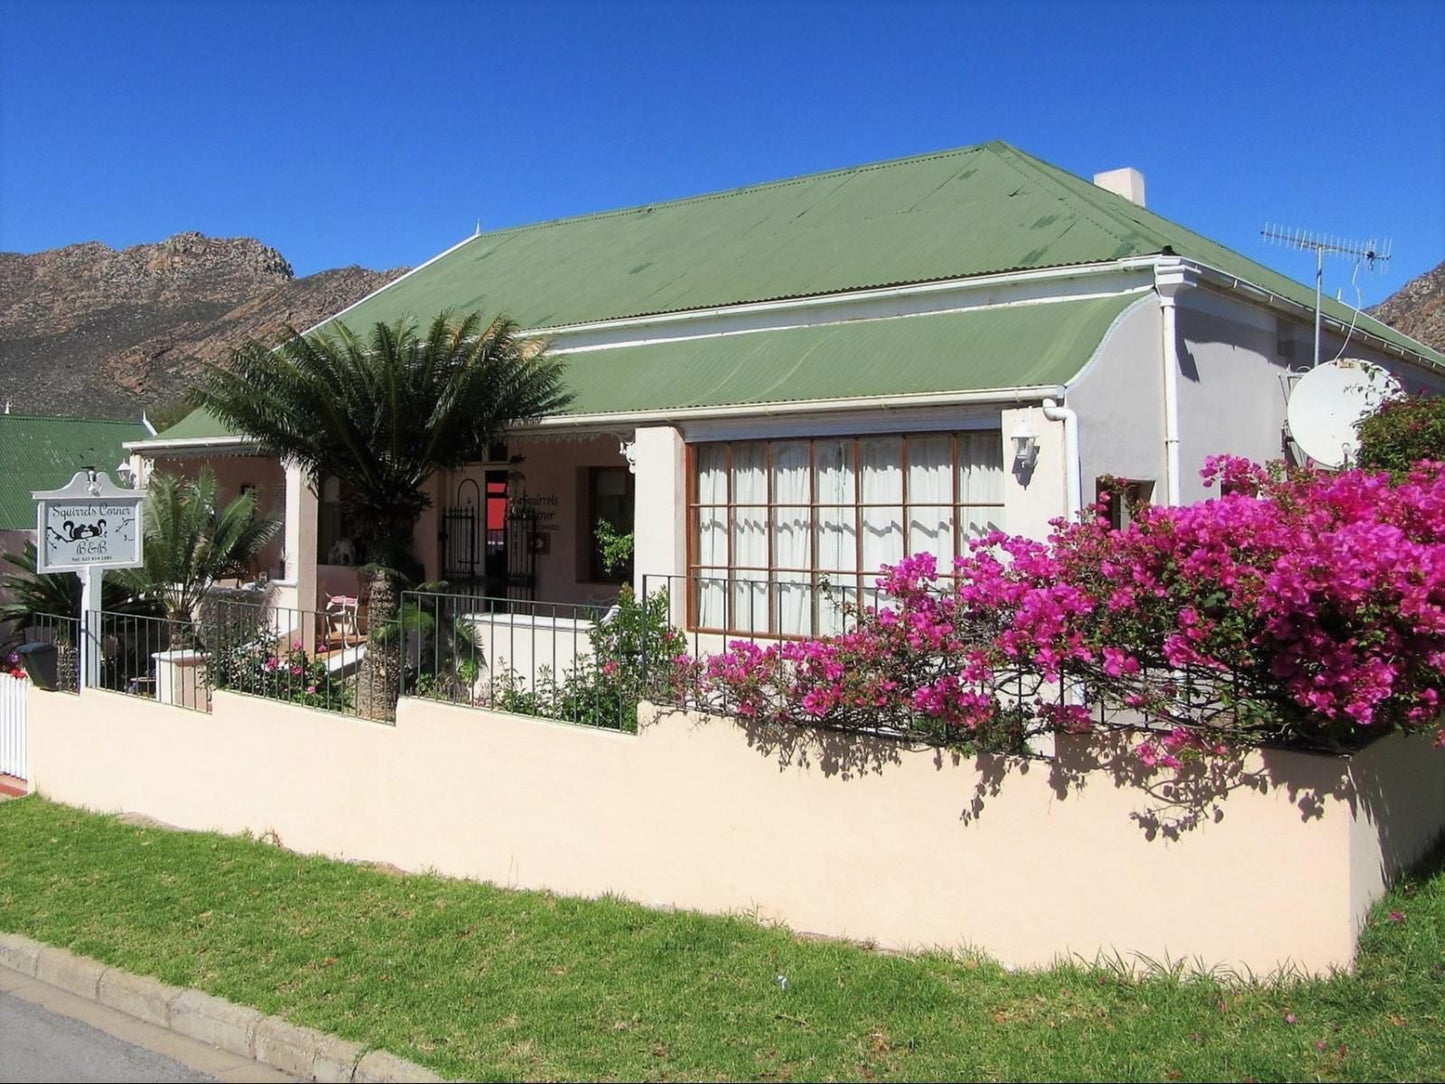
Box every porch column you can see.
[631,426,687,624]
[282,459,319,651]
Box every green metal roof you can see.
[0,415,150,530]
[151,139,1443,445]
[144,406,234,441]
[556,294,1141,416]
[149,295,1140,439]
[320,140,1442,366]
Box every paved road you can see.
[0,970,293,1083]
[0,989,210,1082]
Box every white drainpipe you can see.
[1158,289,1183,505]
[1042,398,1081,520]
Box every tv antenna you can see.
[1260,224,1391,369]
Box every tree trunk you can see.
[356,566,401,721]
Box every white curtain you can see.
[958,431,1005,540]
[814,440,857,634]
[692,430,1004,635]
[771,441,812,636]
[694,445,728,628]
[907,435,954,570]
[860,437,903,604]
[730,444,769,633]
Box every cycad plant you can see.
[200,312,570,718]
[119,468,281,647]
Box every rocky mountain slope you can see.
[0,232,406,420]
[1369,259,1445,354]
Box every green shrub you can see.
[1356,394,1445,476]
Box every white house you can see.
[126,140,1445,640]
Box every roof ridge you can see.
[986,143,1162,255]
[474,143,998,239]
[0,414,147,425]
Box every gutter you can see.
[1182,259,1443,373]
[123,435,257,454]
[517,384,1069,432]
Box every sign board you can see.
[33,471,144,573]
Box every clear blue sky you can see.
[2,0,1441,306]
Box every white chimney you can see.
[1093,166,1146,207]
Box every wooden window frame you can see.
[685,432,1005,636]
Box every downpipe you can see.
[1042,398,1081,521]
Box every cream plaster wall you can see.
[26,687,1445,975]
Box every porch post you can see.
[283,459,319,653]
[631,426,687,626]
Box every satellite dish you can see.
[1286,358,1402,469]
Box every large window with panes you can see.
[688,432,1004,636]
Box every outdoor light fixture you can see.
[1011,420,1039,469]
[115,460,135,488]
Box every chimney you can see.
[1093,166,1146,207]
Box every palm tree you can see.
[199,312,571,717]
[119,468,281,646]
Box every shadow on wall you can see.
[649,705,1444,860]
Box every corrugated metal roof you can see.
[149,295,1140,442]
[0,416,150,529]
[318,140,1443,366]
[555,294,1141,415]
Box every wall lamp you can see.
[1011,419,1040,470]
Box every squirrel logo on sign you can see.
[48,518,107,544]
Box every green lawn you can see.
[1,796,1442,1082]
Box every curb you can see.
[0,931,444,1083]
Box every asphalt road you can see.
[0,989,212,1083]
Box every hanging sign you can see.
[33,470,145,573]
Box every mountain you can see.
[0,232,407,421]
[1369,259,1445,354]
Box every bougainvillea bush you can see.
[678,457,1445,759]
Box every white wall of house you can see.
[1067,298,1166,502]
[1067,283,1445,510]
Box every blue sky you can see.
[1,0,1441,307]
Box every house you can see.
[125,140,1445,641]
[0,413,153,563]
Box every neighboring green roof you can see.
[0,415,150,530]
[148,295,1140,440]
[557,293,1141,416]
[320,140,1442,366]
[144,406,233,441]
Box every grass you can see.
[1,796,1442,1082]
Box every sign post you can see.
[33,470,145,689]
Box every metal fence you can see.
[13,612,82,695]
[94,610,209,711]
[398,590,634,728]
[206,597,378,718]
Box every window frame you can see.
[685,431,1005,635]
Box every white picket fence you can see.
[0,673,26,779]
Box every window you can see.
[690,432,1005,636]
[1096,477,1154,530]
[586,467,635,583]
